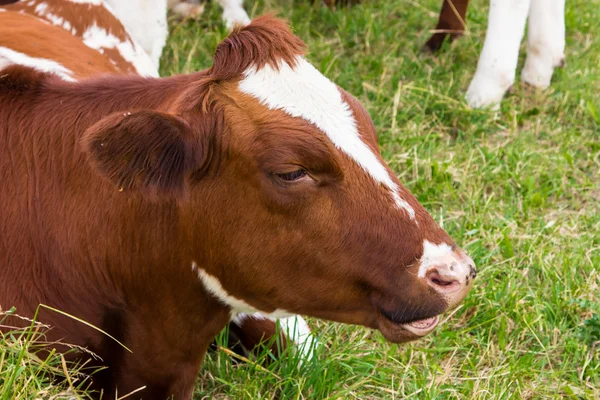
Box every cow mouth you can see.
[377,309,440,342]
[402,315,439,335]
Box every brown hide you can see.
[0,16,474,399]
[313,0,471,52]
[0,67,228,398]
[425,0,471,52]
[0,13,120,78]
[0,0,287,366]
[1,0,141,75]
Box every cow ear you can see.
[81,110,202,198]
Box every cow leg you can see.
[424,0,470,52]
[465,0,531,109]
[320,0,361,6]
[278,315,316,360]
[520,0,566,89]
[216,0,251,30]
[110,361,201,400]
[225,314,316,362]
[169,0,205,19]
[90,297,230,400]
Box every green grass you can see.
[2,0,599,398]
[164,0,600,398]
[0,307,95,399]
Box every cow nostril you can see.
[426,270,460,291]
[431,276,453,287]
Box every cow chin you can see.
[376,310,441,344]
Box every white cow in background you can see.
[109,0,567,109]
[104,0,250,69]
[466,0,566,108]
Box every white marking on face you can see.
[239,56,415,219]
[418,240,454,278]
[0,46,76,82]
[192,262,293,319]
[81,23,158,77]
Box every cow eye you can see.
[275,169,307,182]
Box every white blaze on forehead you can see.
[418,240,454,278]
[192,262,292,319]
[0,46,76,82]
[238,56,415,220]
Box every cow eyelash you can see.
[275,169,308,182]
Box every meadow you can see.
[1,0,599,398]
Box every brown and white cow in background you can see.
[423,0,566,108]
[0,3,476,400]
[465,0,566,108]
[168,0,566,109]
[0,0,313,362]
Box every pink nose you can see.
[426,269,462,293]
[420,244,476,307]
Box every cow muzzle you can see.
[423,250,476,310]
[375,249,476,343]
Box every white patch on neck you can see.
[238,56,415,220]
[192,262,292,319]
[418,240,453,278]
[0,46,76,82]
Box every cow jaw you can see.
[376,311,440,343]
[192,262,293,320]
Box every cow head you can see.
[82,16,476,344]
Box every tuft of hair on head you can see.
[210,14,306,81]
[174,15,306,114]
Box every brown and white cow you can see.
[0,0,314,359]
[426,0,566,108]
[178,0,565,109]
[0,8,476,400]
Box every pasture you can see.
[1,0,599,398]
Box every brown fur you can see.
[0,13,120,78]
[320,0,471,52]
[0,15,468,400]
[425,0,471,52]
[1,0,141,75]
